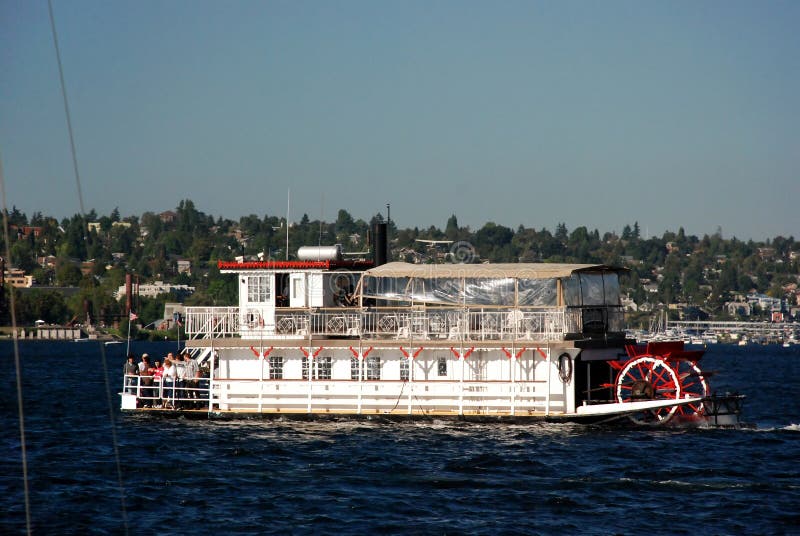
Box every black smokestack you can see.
[372,222,388,266]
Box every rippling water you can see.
[1,341,799,535]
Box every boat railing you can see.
[185,305,625,341]
[124,374,568,415]
[564,306,626,336]
[122,374,212,409]
[185,306,239,338]
[211,378,566,415]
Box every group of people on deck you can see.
[123,351,209,409]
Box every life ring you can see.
[557,353,573,384]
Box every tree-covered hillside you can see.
[2,201,798,328]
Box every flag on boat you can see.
[129,311,138,321]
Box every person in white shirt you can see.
[162,357,177,409]
[183,352,200,408]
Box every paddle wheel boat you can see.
[121,235,743,426]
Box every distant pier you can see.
[13,326,89,340]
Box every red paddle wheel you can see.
[611,341,710,425]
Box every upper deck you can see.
[184,260,627,344]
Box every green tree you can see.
[55,261,83,286]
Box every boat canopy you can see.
[360,262,625,307]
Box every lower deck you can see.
[123,337,584,417]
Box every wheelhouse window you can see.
[247,275,271,303]
[563,272,623,335]
[563,272,622,307]
[269,355,283,379]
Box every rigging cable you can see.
[47,1,129,533]
[48,0,85,216]
[1,152,32,536]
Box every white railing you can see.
[185,305,579,341]
[185,306,239,338]
[123,371,567,415]
[212,379,562,415]
[122,374,211,409]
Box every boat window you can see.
[518,278,558,306]
[563,275,581,306]
[400,358,409,381]
[268,355,283,379]
[350,356,361,380]
[463,278,515,306]
[247,275,271,303]
[302,355,332,380]
[316,356,332,380]
[363,276,410,302]
[564,272,621,306]
[603,273,621,305]
[292,279,300,300]
[580,274,605,306]
[366,356,381,380]
[437,357,447,377]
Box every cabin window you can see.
[563,275,582,306]
[317,356,332,380]
[517,278,558,306]
[269,355,283,379]
[463,278,515,306]
[363,276,411,303]
[437,357,447,377]
[247,275,271,303]
[303,355,331,380]
[400,358,409,381]
[350,357,361,380]
[366,356,381,380]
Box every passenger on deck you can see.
[175,354,187,408]
[123,354,138,394]
[151,360,163,407]
[138,354,154,407]
[183,352,200,409]
[138,353,150,374]
[162,357,177,409]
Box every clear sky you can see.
[1,0,798,240]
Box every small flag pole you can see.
[126,312,134,357]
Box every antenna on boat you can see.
[286,188,290,260]
[386,203,391,259]
[318,193,325,259]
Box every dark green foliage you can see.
[2,204,798,326]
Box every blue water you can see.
[1,341,799,535]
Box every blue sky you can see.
[1,0,798,240]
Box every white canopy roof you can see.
[362,262,622,280]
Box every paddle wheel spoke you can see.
[672,360,710,418]
[616,355,681,425]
